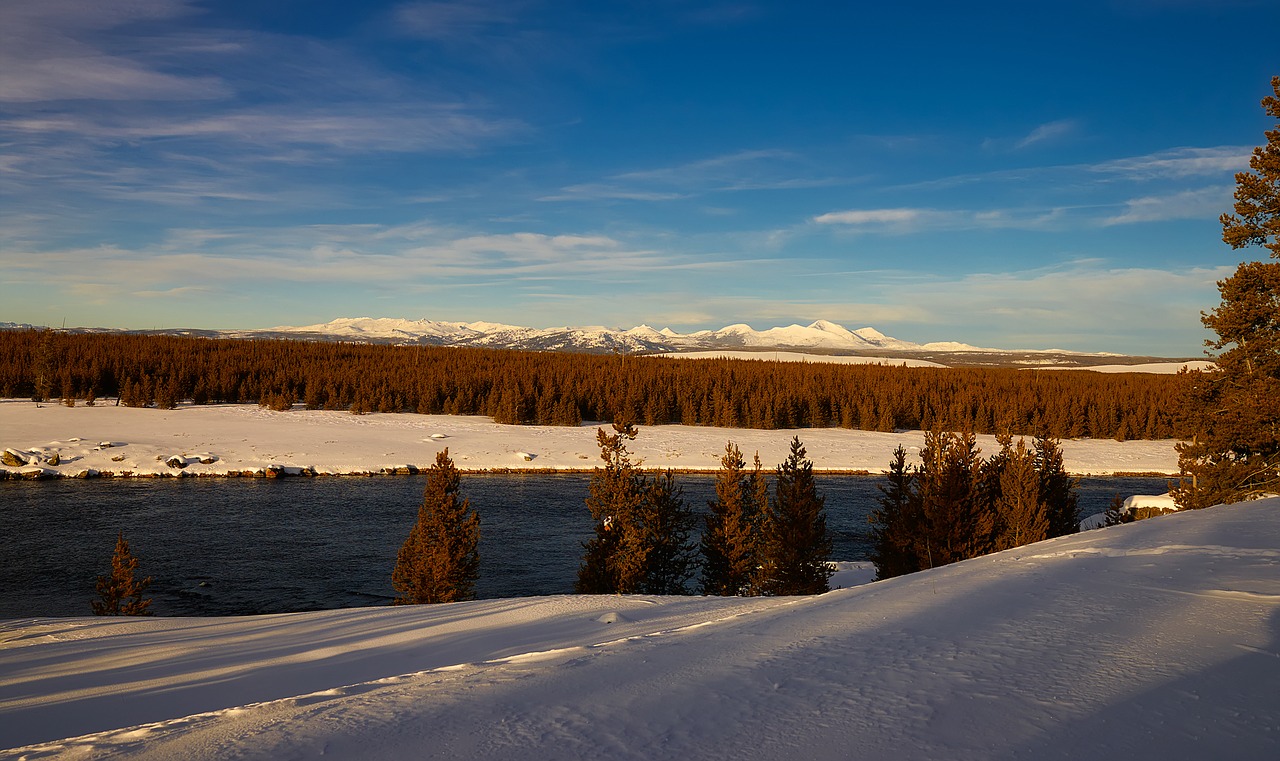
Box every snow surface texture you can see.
[2,501,1277,759]
[0,400,1178,478]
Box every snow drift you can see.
[2,500,1277,760]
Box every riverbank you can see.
[0,399,1180,479]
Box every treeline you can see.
[1,329,1185,439]
[870,432,1079,579]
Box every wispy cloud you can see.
[544,149,847,202]
[870,263,1227,352]
[812,206,1073,233]
[1102,186,1232,225]
[539,184,687,202]
[895,145,1249,194]
[0,0,229,102]
[1014,119,1078,149]
[0,223,716,297]
[1089,147,1250,180]
[393,1,526,41]
[813,208,928,227]
[2,109,521,154]
[981,120,1079,153]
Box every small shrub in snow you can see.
[92,532,153,616]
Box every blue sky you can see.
[2,0,1277,355]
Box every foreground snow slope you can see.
[3,500,1277,760]
[0,399,1179,477]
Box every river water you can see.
[0,474,1170,618]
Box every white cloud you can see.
[1015,119,1078,150]
[811,206,1073,233]
[813,208,930,226]
[873,263,1228,352]
[539,184,687,202]
[1,110,521,154]
[1090,147,1250,180]
[0,223,711,297]
[133,285,214,298]
[1102,186,1232,225]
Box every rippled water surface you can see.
[1,474,1170,617]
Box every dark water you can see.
[0,474,1171,618]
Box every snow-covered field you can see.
[0,400,1179,478]
[657,350,947,367]
[2,500,1276,759]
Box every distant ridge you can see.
[7,317,1199,368]
[264,317,1008,354]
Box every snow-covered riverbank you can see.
[0,400,1180,479]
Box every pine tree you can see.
[635,470,698,594]
[992,439,1050,551]
[700,442,764,595]
[1034,435,1080,536]
[392,448,480,604]
[576,422,645,593]
[92,532,153,616]
[754,437,833,595]
[1102,494,1133,527]
[915,430,992,567]
[869,445,920,579]
[576,423,697,594]
[1176,76,1280,508]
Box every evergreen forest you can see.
[0,329,1186,440]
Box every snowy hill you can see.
[3,499,1277,759]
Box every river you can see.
[0,474,1170,618]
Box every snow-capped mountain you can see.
[7,316,1149,362]
[266,317,993,354]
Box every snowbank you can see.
[0,400,1179,478]
[2,499,1276,759]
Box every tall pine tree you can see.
[576,423,696,594]
[869,445,919,580]
[1035,435,1080,535]
[754,437,833,595]
[992,439,1050,551]
[1176,75,1280,508]
[577,423,645,593]
[700,442,765,596]
[392,448,480,604]
[914,430,992,568]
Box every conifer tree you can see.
[1034,435,1080,536]
[914,430,992,567]
[869,445,919,579]
[635,470,698,594]
[1176,76,1280,508]
[576,423,697,594]
[701,442,765,595]
[992,439,1050,551]
[754,437,833,595]
[577,422,645,593]
[392,448,480,604]
[92,532,153,616]
[1102,494,1133,527]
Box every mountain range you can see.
[262,317,1066,355]
[4,317,1172,366]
